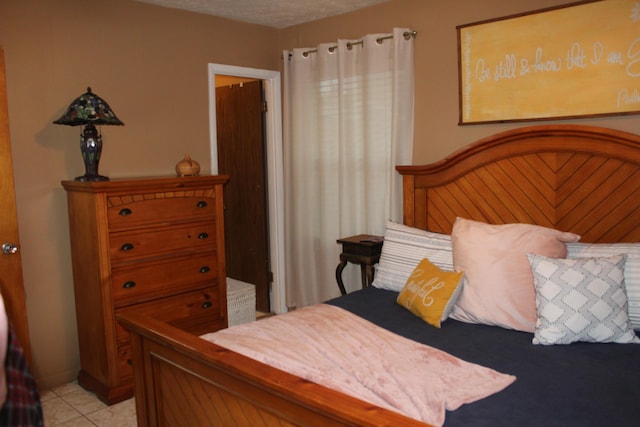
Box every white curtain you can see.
[282,28,415,308]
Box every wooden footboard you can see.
[118,312,428,427]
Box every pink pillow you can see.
[450,217,580,332]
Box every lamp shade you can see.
[53,87,124,126]
[53,87,124,182]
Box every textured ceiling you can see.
[135,0,389,28]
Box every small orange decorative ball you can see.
[175,153,201,177]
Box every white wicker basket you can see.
[227,278,256,327]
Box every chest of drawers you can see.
[62,175,229,404]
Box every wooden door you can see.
[0,47,32,364]
[216,80,271,312]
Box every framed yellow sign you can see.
[458,0,640,124]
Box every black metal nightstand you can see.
[335,234,384,295]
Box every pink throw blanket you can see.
[201,304,515,426]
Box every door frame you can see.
[208,63,286,314]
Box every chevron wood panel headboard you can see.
[397,125,640,243]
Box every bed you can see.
[118,124,640,427]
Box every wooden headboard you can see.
[397,125,640,243]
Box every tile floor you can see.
[40,382,136,426]
[41,307,268,426]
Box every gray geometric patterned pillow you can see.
[527,254,640,345]
[567,242,640,330]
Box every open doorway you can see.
[208,64,286,314]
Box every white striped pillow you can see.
[372,221,453,292]
[567,242,640,330]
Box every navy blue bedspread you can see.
[326,286,640,427]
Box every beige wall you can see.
[0,0,278,388]
[1,0,639,389]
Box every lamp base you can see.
[75,174,110,182]
[77,124,109,182]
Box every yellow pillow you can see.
[397,258,464,328]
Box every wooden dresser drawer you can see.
[114,287,224,381]
[111,252,219,308]
[114,322,134,382]
[117,345,133,382]
[107,193,216,230]
[109,222,217,264]
[119,287,224,336]
[114,286,224,382]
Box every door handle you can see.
[2,243,18,255]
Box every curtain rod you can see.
[289,30,417,59]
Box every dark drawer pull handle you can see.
[196,201,208,208]
[122,281,136,289]
[200,266,210,273]
[202,301,212,309]
[127,359,132,366]
[121,243,134,251]
[198,232,209,239]
[118,208,132,216]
